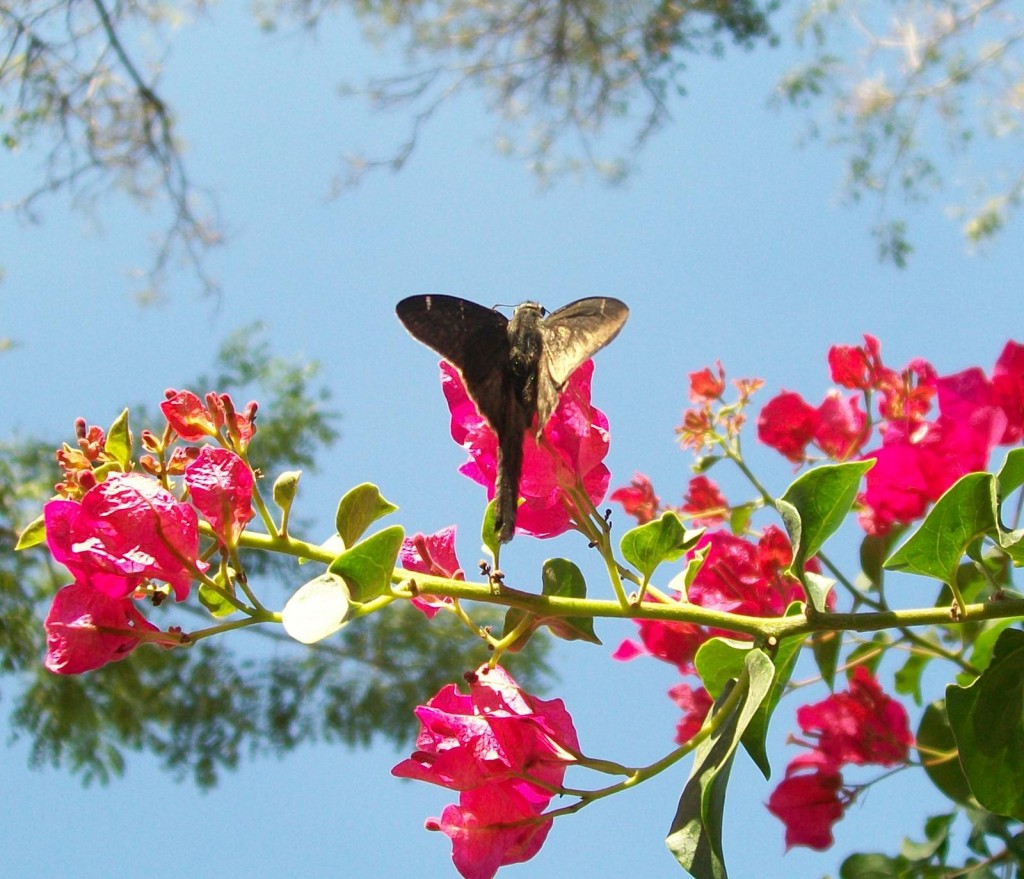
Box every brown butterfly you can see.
[397,295,629,542]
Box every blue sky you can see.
[2,5,1023,878]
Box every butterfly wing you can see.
[396,294,513,430]
[536,297,629,428]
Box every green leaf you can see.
[666,649,774,879]
[104,408,133,470]
[281,573,351,644]
[946,627,1024,818]
[894,651,931,704]
[742,622,805,779]
[728,503,754,535]
[777,460,874,573]
[334,483,398,550]
[803,571,836,614]
[329,525,404,602]
[838,853,903,878]
[885,473,996,585]
[811,630,841,691]
[958,619,1018,685]
[620,511,701,584]
[996,447,1024,497]
[14,513,46,550]
[481,499,501,559]
[539,558,599,643]
[917,700,973,806]
[198,575,239,618]
[695,638,749,700]
[858,527,905,591]
[902,812,955,862]
[995,449,1024,562]
[502,558,600,651]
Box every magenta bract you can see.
[44,471,199,601]
[44,582,158,674]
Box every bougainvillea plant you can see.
[16,337,1024,879]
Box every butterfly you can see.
[396,295,629,542]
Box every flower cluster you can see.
[393,665,579,879]
[612,498,823,742]
[758,336,1024,533]
[439,359,612,539]
[676,362,764,455]
[767,666,913,849]
[41,391,257,674]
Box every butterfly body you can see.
[396,295,628,542]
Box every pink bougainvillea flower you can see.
[615,526,821,673]
[396,665,577,879]
[426,782,554,879]
[687,527,816,622]
[439,359,612,539]
[184,447,255,547]
[44,472,200,601]
[161,389,219,440]
[610,473,660,524]
[399,526,464,618]
[757,391,818,463]
[669,683,713,744]
[681,475,728,526]
[875,357,937,423]
[393,664,579,793]
[993,340,1024,443]
[44,582,159,675]
[827,335,885,391]
[813,392,868,460]
[688,362,726,402]
[856,422,931,533]
[611,612,709,675]
[162,389,258,449]
[767,761,847,851]
[858,402,1004,535]
[795,666,913,767]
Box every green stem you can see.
[545,673,749,818]
[389,567,1024,642]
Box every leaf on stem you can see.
[502,558,600,651]
[777,460,874,577]
[281,573,352,644]
[946,627,1024,819]
[329,524,405,602]
[620,511,702,586]
[666,648,774,878]
[917,700,974,807]
[885,473,996,612]
[335,483,398,549]
[104,408,133,471]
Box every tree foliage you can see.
[777,0,1024,264]
[5,0,1020,287]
